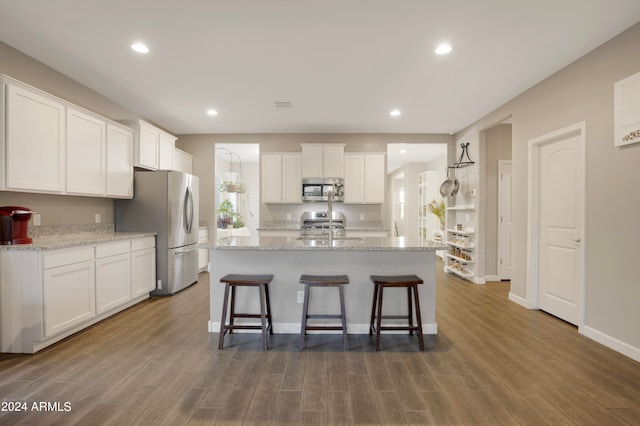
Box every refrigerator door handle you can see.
[184,186,194,234]
[174,246,197,255]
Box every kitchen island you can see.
[202,235,446,337]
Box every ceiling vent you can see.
[273,101,292,108]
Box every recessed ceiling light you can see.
[390,109,401,117]
[400,149,407,154]
[207,109,218,116]
[435,44,452,55]
[131,43,149,54]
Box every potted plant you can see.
[428,199,446,230]
[216,199,235,229]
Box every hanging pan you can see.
[439,169,455,197]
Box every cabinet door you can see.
[323,145,344,178]
[174,148,193,173]
[364,154,386,203]
[5,84,66,193]
[282,154,302,204]
[96,252,131,315]
[43,260,96,337]
[343,154,364,203]
[302,145,323,178]
[106,124,134,198]
[158,132,176,170]
[261,154,283,203]
[136,123,159,170]
[66,107,106,195]
[131,247,156,298]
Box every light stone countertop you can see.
[200,235,445,251]
[0,232,156,251]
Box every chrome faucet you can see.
[327,190,334,244]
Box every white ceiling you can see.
[1,1,639,136]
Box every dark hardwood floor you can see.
[1,259,639,425]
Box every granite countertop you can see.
[0,232,156,251]
[258,221,389,232]
[200,235,446,251]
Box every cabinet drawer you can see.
[43,246,94,269]
[95,240,130,258]
[131,236,155,251]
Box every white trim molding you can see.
[582,326,640,363]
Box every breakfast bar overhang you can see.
[202,236,446,335]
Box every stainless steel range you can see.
[300,211,346,237]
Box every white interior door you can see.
[498,161,513,280]
[530,123,584,326]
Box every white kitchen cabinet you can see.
[343,153,385,204]
[158,132,176,170]
[3,81,66,193]
[262,153,302,204]
[198,227,209,272]
[174,148,193,174]
[43,247,96,338]
[0,235,156,353]
[66,106,106,195]
[122,119,177,171]
[95,241,131,315]
[131,236,157,298]
[106,124,134,198]
[301,144,344,178]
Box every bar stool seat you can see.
[218,274,274,350]
[299,274,349,351]
[369,275,424,351]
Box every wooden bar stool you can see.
[299,274,349,351]
[369,275,424,351]
[218,274,274,351]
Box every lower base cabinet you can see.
[1,235,156,353]
[44,257,96,338]
[131,237,156,297]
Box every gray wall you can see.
[0,41,139,226]
[457,23,640,354]
[483,124,512,277]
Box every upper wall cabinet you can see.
[343,153,386,204]
[262,153,302,204]
[2,81,66,193]
[1,75,134,198]
[122,119,177,171]
[66,107,106,196]
[301,144,345,178]
[106,124,134,198]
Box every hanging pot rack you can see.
[448,142,475,169]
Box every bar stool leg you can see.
[259,284,268,351]
[229,285,237,334]
[375,285,384,351]
[407,286,414,336]
[264,284,273,334]
[299,283,310,350]
[338,284,348,351]
[369,284,379,335]
[218,282,231,350]
[413,284,424,351]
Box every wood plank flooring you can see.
[1,260,639,425]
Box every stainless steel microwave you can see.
[302,178,344,202]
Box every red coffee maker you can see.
[0,206,33,245]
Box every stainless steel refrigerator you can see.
[115,170,199,295]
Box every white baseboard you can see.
[484,275,500,282]
[508,292,529,308]
[473,276,486,284]
[581,325,640,362]
[209,321,438,335]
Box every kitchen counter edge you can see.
[0,232,157,251]
[200,236,446,252]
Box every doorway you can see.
[527,122,585,326]
[215,143,260,238]
[498,160,512,280]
